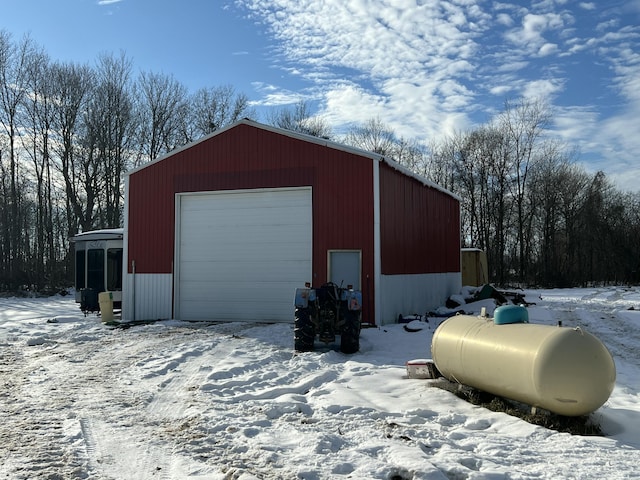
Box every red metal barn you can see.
[123,119,460,325]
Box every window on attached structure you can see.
[107,248,123,291]
[87,249,105,292]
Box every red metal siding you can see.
[379,162,460,274]
[126,123,376,319]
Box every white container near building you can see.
[71,228,123,312]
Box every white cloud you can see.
[239,0,484,139]
[553,101,640,193]
[249,82,306,107]
[238,0,640,190]
[609,45,640,104]
[596,19,618,32]
[490,85,514,96]
[538,42,559,56]
[579,2,596,10]
[522,78,564,100]
[321,84,389,128]
[494,61,530,73]
[496,13,514,27]
[504,12,569,52]
[97,0,122,5]
[522,14,553,42]
[553,105,599,143]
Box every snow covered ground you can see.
[1,287,639,479]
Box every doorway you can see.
[328,250,361,289]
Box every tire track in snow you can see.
[164,340,442,479]
[79,416,107,478]
[0,322,197,480]
[0,344,89,479]
[130,332,355,478]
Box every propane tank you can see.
[431,307,616,416]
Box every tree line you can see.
[271,100,640,288]
[1,30,638,292]
[0,32,254,291]
[424,99,640,287]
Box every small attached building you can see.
[72,228,124,310]
[122,119,460,325]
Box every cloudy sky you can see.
[3,0,639,191]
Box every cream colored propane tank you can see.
[431,312,616,416]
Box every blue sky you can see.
[3,0,639,191]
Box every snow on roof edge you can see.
[70,228,124,242]
[379,155,461,201]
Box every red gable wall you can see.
[379,162,460,274]
[127,123,375,289]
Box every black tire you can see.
[340,310,361,354]
[294,308,315,352]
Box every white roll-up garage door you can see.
[175,187,312,322]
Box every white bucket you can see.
[98,291,114,323]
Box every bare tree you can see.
[497,98,551,283]
[343,117,427,174]
[0,31,37,288]
[557,164,590,283]
[50,61,95,236]
[424,138,457,192]
[134,71,188,165]
[623,192,640,283]
[577,171,617,284]
[188,85,254,141]
[425,125,513,283]
[527,143,581,285]
[20,45,54,289]
[454,128,504,253]
[393,136,427,173]
[344,117,396,156]
[83,51,136,228]
[267,100,332,139]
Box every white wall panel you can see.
[122,273,172,321]
[379,272,461,325]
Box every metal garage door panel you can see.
[177,188,312,322]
